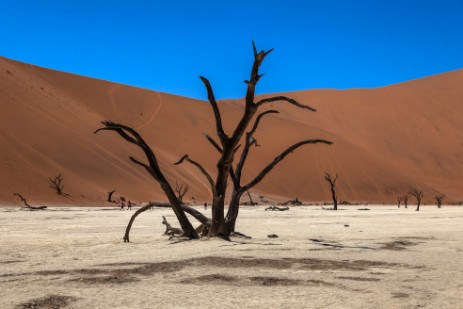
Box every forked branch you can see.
[256,96,316,111]
[199,77,227,144]
[174,155,216,196]
[242,139,332,192]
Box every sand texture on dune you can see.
[1,205,463,308]
[1,57,463,205]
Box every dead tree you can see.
[175,181,189,204]
[13,193,47,210]
[279,197,302,206]
[324,172,339,210]
[246,191,257,205]
[97,42,331,241]
[433,193,446,208]
[49,174,70,197]
[397,196,402,208]
[402,194,410,208]
[107,190,116,203]
[410,188,424,211]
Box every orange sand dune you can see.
[1,56,462,206]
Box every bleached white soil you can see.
[1,205,463,308]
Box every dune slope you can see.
[1,57,462,205]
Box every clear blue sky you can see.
[1,0,462,100]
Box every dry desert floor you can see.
[1,205,463,308]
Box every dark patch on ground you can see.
[16,295,76,309]
[69,275,139,284]
[36,270,69,276]
[249,276,305,286]
[308,239,375,250]
[180,273,240,284]
[336,276,381,282]
[180,274,333,287]
[381,240,418,251]
[392,292,410,298]
[3,256,422,286]
[0,260,24,264]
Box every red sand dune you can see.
[1,56,462,206]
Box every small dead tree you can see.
[410,188,424,211]
[279,197,302,206]
[49,174,70,197]
[397,196,402,208]
[433,193,446,208]
[246,191,258,205]
[324,172,339,210]
[13,193,47,210]
[402,194,410,208]
[175,181,189,204]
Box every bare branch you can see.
[94,127,138,145]
[203,133,223,153]
[174,154,216,196]
[199,76,227,143]
[249,110,279,137]
[235,110,279,181]
[242,139,332,192]
[13,193,47,210]
[256,96,316,111]
[324,173,338,186]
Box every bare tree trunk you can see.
[247,191,257,205]
[223,189,244,236]
[410,189,424,212]
[324,173,338,210]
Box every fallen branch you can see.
[13,193,47,210]
[162,216,184,236]
[265,205,289,211]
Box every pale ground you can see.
[1,205,463,309]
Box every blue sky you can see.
[1,0,462,100]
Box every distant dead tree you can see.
[175,181,189,204]
[13,193,47,210]
[246,191,258,205]
[96,42,331,241]
[397,196,402,208]
[324,172,339,210]
[409,188,424,211]
[107,190,116,203]
[402,193,410,208]
[49,174,70,197]
[279,197,302,206]
[433,193,446,208]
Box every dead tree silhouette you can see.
[433,193,446,208]
[410,188,424,211]
[96,42,331,241]
[49,174,71,197]
[175,181,189,204]
[324,173,339,210]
